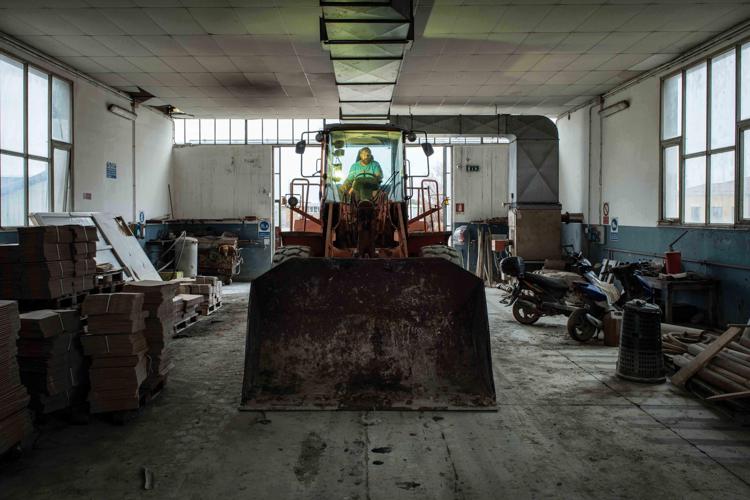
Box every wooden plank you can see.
[93,214,161,281]
[706,390,750,401]
[670,326,742,388]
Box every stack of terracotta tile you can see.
[190,276,223,314]
[0,244,20,299]
[16,309,85,414]
[122,281,177,388]
[68,225,98,294]
[81,293,148,413]
[17,226,75,299]
[0,301,33,454]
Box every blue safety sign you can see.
[258,219,271,238]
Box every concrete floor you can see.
[1,283,750,499]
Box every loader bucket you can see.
[241,258,496,410]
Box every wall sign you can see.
[258,219,271,238]
[456,203,465,214]
[610,217,619,241]
[106,161,117,179]
[602,202,610,225]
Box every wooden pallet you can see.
[18,291,89,311]
[198,301,222,316]
[172,312,199,337]
[89,281,125,295]
[105,376,168,425]
[95,270,125,287]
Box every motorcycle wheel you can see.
[567,308,597,342]
[512,299,541,325]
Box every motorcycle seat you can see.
[524,272,570,290]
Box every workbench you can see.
[641,276,719,326]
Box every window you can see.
[200,119,214,144]
[215,119,230,144]
[660,44,748,225]
[230,119,245,144]
[0,53,72,226]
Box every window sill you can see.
[657,220,750,230]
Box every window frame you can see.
[659,42,746,227]
[0,49,73,227]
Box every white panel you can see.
[132,35,188,56]
[452,145,510,222]
[55,36,117,57]
[172,145,273,219]
[195,56,238,72]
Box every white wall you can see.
[557,108,589,217]
[171,145,273,220]
[558,29,750,229]
[0,39,173,223]
[135,109,173,220]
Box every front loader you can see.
[241,124,496,410]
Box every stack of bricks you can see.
[0,301,32,454]
[17,226,75,300]
[122,281,177,389]
[16,309,86,414]
[191,276,223,315]
[81,293,148,413]
[69,226,98,294]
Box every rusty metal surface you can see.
[241,258,496,410]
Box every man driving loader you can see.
[341,147,383,201]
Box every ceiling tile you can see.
[89,56,143,72]
[161,56,207,72]
[234,7,285,35]
[189,8,246,35]
[150,72,191,86]
[565,53,613,71]
[94,36,152,56]
[173,35,225,56]
[576,5,644,33]
[214,35,295,55]
[182,73,222,86]
[57,56,110,74]
[194,56,238,72]
[100,9,166,35]
[11,10,84,35]
[55,36,117,57]
[19,35,83,57]
[145,8,207,35]
[57,9,125,35]
[133,36,188,56]
[535,5,598,33]
[492,5,553,33]
[126,56,168,72]
[532,54,579,72]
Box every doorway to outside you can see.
[272,146,453,237]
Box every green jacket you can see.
[342,161,383,198]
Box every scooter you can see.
[499,256,586,325]
[566,262,655,342]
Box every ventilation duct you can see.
[320,1,414,121]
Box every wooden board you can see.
[670,326,742,388]
[30,212,161,282]
[706,390,750,401]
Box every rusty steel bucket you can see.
[240,258,496,410]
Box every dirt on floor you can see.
[1,284,750,499]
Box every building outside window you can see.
[660,42,749,225]
[0,52,73,227]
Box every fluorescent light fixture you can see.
[598,100,629,118]
[108,104,137,121]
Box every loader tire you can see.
[420,245,463,267]
[272,245,312,267]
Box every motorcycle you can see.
[499,256,587,325]
[566,262,655,342]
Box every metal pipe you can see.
[606,247,750,272]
